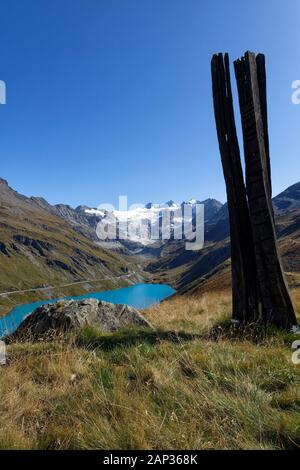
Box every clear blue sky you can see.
[0,0,299,208]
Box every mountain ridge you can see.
[145,182,300,292]
[0,178,137,315]
[1,177,299,305]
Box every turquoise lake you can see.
[0,283,176,338]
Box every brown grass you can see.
[143,290,232,333]
[0,289,299,450]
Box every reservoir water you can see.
[0,283,176,338]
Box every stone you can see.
[8,298,152,341]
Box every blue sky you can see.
[0,0,299,208]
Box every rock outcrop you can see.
[9,298,152,341]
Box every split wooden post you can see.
[211,53,258,324]
[234,52,297,329]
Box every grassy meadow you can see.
[0,288,300,450]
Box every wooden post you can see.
[234,52,297,329]
[211,53,258,323]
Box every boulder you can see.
[9,298,152,341]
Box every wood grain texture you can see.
[211,53,258,323]
[234,51,297,328]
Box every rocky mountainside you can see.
[33,196,222,257]
[1,176,299,303]
[86,198,222,255]
[27,183,300,260]
[0,178,133,295]
[146,182,300,292]
[30,196,101,243]
[273,182,300,215]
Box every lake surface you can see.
[0,283,176,338]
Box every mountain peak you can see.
[186,199,199,204]
[165,200,177,207]
[0,177,9,187]
[75,205,92,212]
[273,182,300,215]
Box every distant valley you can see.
[1,177,300,315]
[0,178,141,315]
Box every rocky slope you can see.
[146,183,300,292]
[0,178,133,295]
[1,176,299,303]
[273,182,300,215]
[48,198,223,257]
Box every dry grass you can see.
[291,287,300,313]
[144,290,232,333]
[0,290,300,450]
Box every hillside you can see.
[273,182,300,215]
[147,183,300,293]
[1,178,300,316]
[50,198,223,257]
[0,179,138,315]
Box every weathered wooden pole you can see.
[211,53,258,323]
[234,52,297,329]
[256,54,272,199]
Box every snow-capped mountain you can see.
[93,202,183,246]
[82,198,223,251]
[32,192,223,255]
